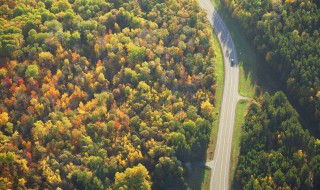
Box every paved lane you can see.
[198,0,241,189]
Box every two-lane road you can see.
[198,0,241,189]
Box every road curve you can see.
[198,0,240,190]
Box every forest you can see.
[235,92,320,189]
[0,0,217,189]
[222,1,320,188]
[221,0,320,129]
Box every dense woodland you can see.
[236,92,320,189]
[0,0,217,189]
[220,1,320,188]
[219,0,320,189]
[222,0,320,128]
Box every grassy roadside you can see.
[210,0,257,98]
[206,29,224,163]
[211,1,257,188]
[230,99,250,189]
[209,1,257,187]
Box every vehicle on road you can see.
[199,0,240,189]
[231,58,234,66]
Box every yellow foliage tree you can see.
[201,100,214,120]
[0,112,9,126]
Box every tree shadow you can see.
[186,164,210,190]
[211,4,281,96]
[212,2,320,136]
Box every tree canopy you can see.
[0,0,217,189]
[235,92,320,189]
[222,0,320,129]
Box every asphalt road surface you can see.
[198,0,241,189]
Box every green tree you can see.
[167,132,190,161]
[153,157,186,190]
[71,170,104,190]
[128,45,146,64]
[274,169,286,187]
[114,164,151,190]
[25,64,39,79]
[44,20,63,33]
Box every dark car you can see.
[231,58,235,66]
